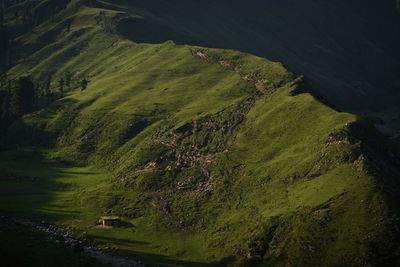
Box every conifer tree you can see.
[10,76,35,117]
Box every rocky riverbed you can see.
[1,214,145,267]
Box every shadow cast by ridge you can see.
[116,17,206,46]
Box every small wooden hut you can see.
[98,216,122,227]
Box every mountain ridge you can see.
[0,1,399,266]
[97,0,400,139]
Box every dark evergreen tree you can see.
[0,73,6,89]
[0,0,5,26]
[0,26,9,74]
[45,75,52,104]
[10,76,35,116]
[0,74,10,123]
[14,10,18,22]
[67,20,72,32]
[22,1,33,27]
[59,78,65,92]
[80,78,88,91]
[65,71,72,88]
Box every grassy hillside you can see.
[1,1,400,266]
[97,0,400,138]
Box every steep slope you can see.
[1,1,400,266]
[101,0,400,139]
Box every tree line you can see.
[0,76,34,133]
[0,73,89,134]
[0,0,89,135]
[0,0,10,76]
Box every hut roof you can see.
[100,216,120,221]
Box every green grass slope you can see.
[100,0,400,139]
[1,1,400,266]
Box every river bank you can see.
[0,214,144,267]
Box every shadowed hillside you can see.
[103,0,400,139]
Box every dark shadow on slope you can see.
[291,77,339,111]
[93,240,233,267]
[0,216,99,267]
[116,17,207,46]
[107,0,400,134]
[0,97,80,149]
[0,149,81,222]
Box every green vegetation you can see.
[0,1,399,267]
